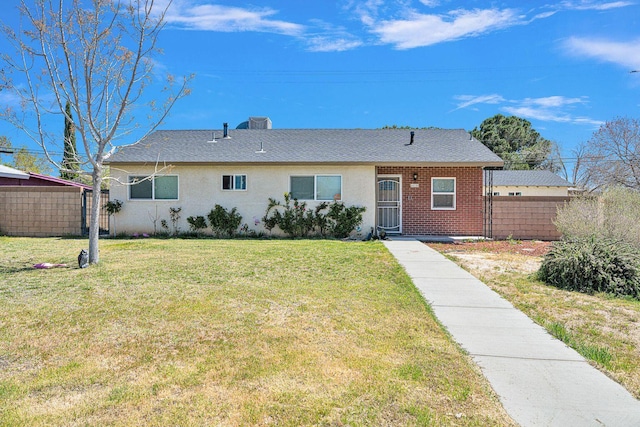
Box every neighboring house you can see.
[106,122,504,237]
[485,170,573,197]
[0,165,92,236]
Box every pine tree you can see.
[60,100,79,180]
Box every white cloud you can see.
[304,20,363,52]
[522,96,587,108]
[372,8,521,49]
[165,2,304,36]
[453,94,505,110]
[559,1,634,11]
[505,96,603,125]
[453,94,602,126]
[563,37,640,69]
[0,91,21,107]
[306,37,363,52]
[164,1,366,52]
[418,0,440,6]
[502,106,573,122]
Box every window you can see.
[431,178,455,210]
[508,192,522,197]
[222,174,247,191]
[290,175,342,201]
[129,175,178,200]
[493,192,500,196]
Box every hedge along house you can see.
[106,123,503,237]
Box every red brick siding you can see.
[377,166,484,235]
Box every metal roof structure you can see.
[107,128,504,167]
[0,164,29,179]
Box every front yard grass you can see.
[0,237,513,426]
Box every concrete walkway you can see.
[383,239,640,427]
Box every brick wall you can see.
[0,186,84,236]
[489,196,570,240]
[377,166,484,235]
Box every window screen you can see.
[290,176,315,200]
[154,176,178,200]
[432,178,455,210]
[129,175,177,200]
[316,176,341,201]
[129,176,152,199]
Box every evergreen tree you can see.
[60,100,79,180]
[471,114,553,170]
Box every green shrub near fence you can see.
[538,237,640,299]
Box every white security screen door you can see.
[377,177,401,233]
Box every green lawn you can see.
[0,237,513,426]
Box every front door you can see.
[377,176,401,233]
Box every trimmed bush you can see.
[208,205,243,237]
[326,202,366,238]
[538,237,640,299]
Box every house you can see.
[485,170,572,197]
[106,121,504,237]
[0,165,94,236]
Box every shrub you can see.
[555,187,640,249]
[262,193,315,237]
[262,193,365,238]
[326,202,366,238]
[169,207,181,236]
[538,237,640,299]
[186,215,207,233]
[208,205,243,237]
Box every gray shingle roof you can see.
[489,170,572,187]
[107,128,504,166]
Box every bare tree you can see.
[581,117,640,191]
[1,0,191,264]
[568,142,596,191]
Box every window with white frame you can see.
[222,174,247,191]
[431,177,455,210]
[129,175,178,200]
[290,175,342,201]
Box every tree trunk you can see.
[89,168,103,264]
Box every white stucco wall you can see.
[487,185,569,197]
[109,164,376,237]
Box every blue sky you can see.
[1,0,640,171]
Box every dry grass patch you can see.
[0,237,513,426]
[431,242,640,399]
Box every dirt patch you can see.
[426,240,552,280]
[427,240,552,257]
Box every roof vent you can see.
[206,131,217,143]
[409,131,415,145]
[223,123,231,139]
